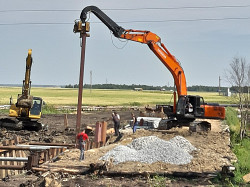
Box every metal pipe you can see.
[16,144,67,149]
[76,32,87,143]
[0,146,31,150]
[0,157,28,162]
[0,145,65,150]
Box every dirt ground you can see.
[0,109,237,186]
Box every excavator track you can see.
[0,118,43,131]
[189,121,211,132]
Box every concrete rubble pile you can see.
[100,136,197,165]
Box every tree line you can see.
[65,83,232,92]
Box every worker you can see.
[9,95,13,105]
[186,99,193,113]
[76,129,89,161]
[131,113,138,133]
[112,111,120,136]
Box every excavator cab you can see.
[176,95,205,121]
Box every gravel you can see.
[100,136,197,165]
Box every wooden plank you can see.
[85,141,89,151]
[14,136,26,174]
[14,136,21,175]
[50,148,56,159]
[97,142,100,148]
[26,155,33,171]
[39,151,44,163]
[0,165,25,170]
[2,140,11,176]
[91,142,95,149]
[27,153,39,171]
[0,150,8,154]
[44,150,49,162]
[64,114,68,130]
[0,152,5,179]
[0,142,6,178]
[13,135,21,168]
[9,140,18,175]
[29,142,75,148]
[32,167,86,174]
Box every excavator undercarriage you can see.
[0,118,43,131]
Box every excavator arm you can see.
[16,49,33,108]
[78,6,225,120]
[120,29,187,97]
[23,49,32,97]
[80,6,125,37]
[80,6,187,97]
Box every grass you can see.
[225,107,250,185]
[149,175,166,187]
[0,87,234,107]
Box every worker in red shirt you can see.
[77,130,89,161]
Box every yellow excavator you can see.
[0,49,43,130]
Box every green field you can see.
[0,87,234,106]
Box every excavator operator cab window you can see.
[30,99,41,115]
[193,96,205,117]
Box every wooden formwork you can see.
[0,126,108,177]
[0,135,26,178]
[0,137,70,179]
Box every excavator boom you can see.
[80,7,187,97]
[77,6,225,124]
[16,49,33,108]
[80,6,125,37]
[23,49,32,97]
[120,30,187,96]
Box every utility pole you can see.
[90,70,92,93]
[218,76,221,95]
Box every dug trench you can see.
[0,109,237,186]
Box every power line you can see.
[103,5,250,10]
[0,22,72,26]
[117,17,250,23]
[0,5,250,13]
[0,16,250,26]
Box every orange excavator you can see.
[74,6,225,130]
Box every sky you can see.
[0,0,249,87]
